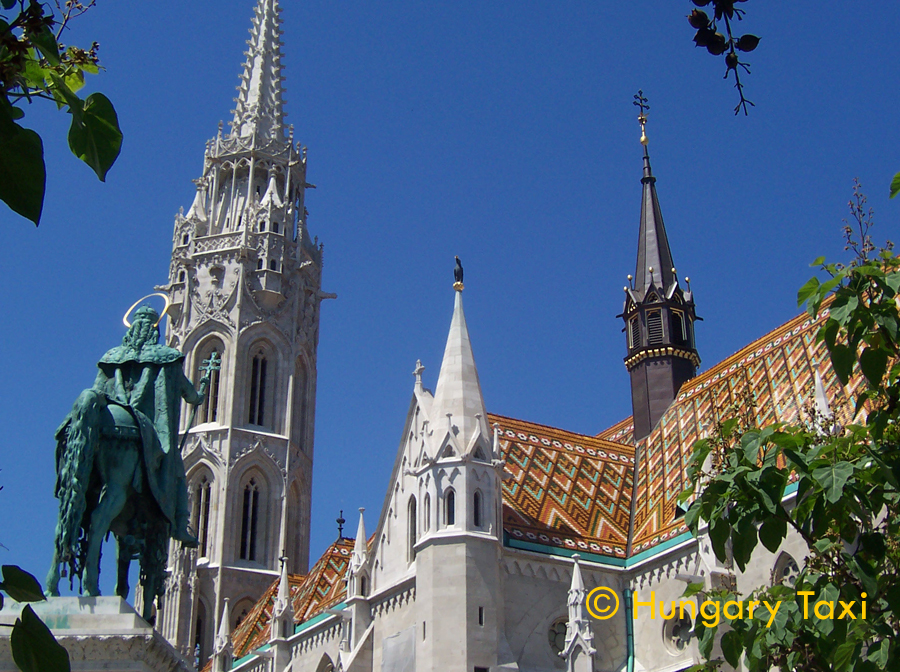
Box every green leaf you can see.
[812,461,854,503]
[10,605,70,672]
[0,566,46,603]
[67,93,122,182]
[810,256,826,267]
[833,640,858,672]
[720,630,743,668]
[859,347,889,387]
[830,343,855,386]
[797,276,821,306]
[682,581,705,598]
[867,639,889,669]
[758,516,786,553]
[891,171,900,199]
[26,26,60,67]
[0,105,45,225]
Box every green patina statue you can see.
[46,305,219,621]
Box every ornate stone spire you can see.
[231,0,287,141]
[211,598,233,672]
[431,284,489,453]
[350,508,368,575]
[561,555,596,671]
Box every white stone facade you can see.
[149,0,332,665]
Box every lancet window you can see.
[240,478,261,561]
[407,496,417,562]
[473,490,482,528]
[196,342,223,425]
[191,474,213,558]
[248,350,268,426]
[445,489,456,526]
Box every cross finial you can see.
[413,359,425,388]
[633,90,649,147]
[336,510,345,538]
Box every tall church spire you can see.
[621,93,700,441]
[431,276,490,453]
[231,0,287,141]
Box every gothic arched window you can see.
[423,493,431,532]
[269,259,277,271]
[196,342,223,425]
[191,473,213,558]
[671,310,687,347]
[273,221,280,234]
[473,490,482,528]
[445,489,456,526]
[407,496,417,562]
[240,478,261,561]
[257,258,264,270]
[248,350,268,426]
[647,310,663,345]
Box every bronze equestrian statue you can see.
[46,304,218,621]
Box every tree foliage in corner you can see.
[688,0,760,115]
[0,0,122,225]
[0,565,70,672]
[681,189,900,671]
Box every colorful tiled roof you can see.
[231,537,355,659]
[629,304,863,556]
[490,414,636,559]
[596,416,635,446]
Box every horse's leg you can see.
[83,482,128,596]
[45,548,61,597]
[115,537,130,600]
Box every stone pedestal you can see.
[0,597,192,672]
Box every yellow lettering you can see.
[634,591,655,620]
[678,601,696,620]
[815,601,835,620]
[861,593,867,619]
[763,601,781,628]
[659,600,676,620]
[797,591,815,619]
[747,600,759,619]
[700,600,720,628]
[837,601,856,619]
[723,600,744,620]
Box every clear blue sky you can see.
[2,1,899,594]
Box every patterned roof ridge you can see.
[595,416,635,445]
[630,299,865,557]
[489,413,635,559]
[232,537,356,660]
[488,412,633,450]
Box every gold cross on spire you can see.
[633,90,649,146]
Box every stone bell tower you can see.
[152,0,333,664]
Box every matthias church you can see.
[142,1,857,671]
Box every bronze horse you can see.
[46,306,215,621]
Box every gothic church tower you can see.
[621,107,699,441]
[153,0,330,663]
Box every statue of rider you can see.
[50,305,206,586]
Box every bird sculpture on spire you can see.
[453,256,464,291]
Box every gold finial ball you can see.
[640,131,648,146]
[671,267,677,274]
[627,274,633,281]
[648,266,654,273]
[453,281,465,292]
[685,276,690,283]
[623,286,628,292]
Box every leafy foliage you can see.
[687,0,760,115]
[0,0,122,225]
[0,565,70,672]
[682,191,900,671]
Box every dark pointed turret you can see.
[621,94,700,441]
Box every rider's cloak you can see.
[55,341,202,535]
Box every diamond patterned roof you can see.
[231,537,355,660]
[629,303,863,556]
[490,414,635,559]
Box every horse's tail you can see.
[53,391,101,573]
